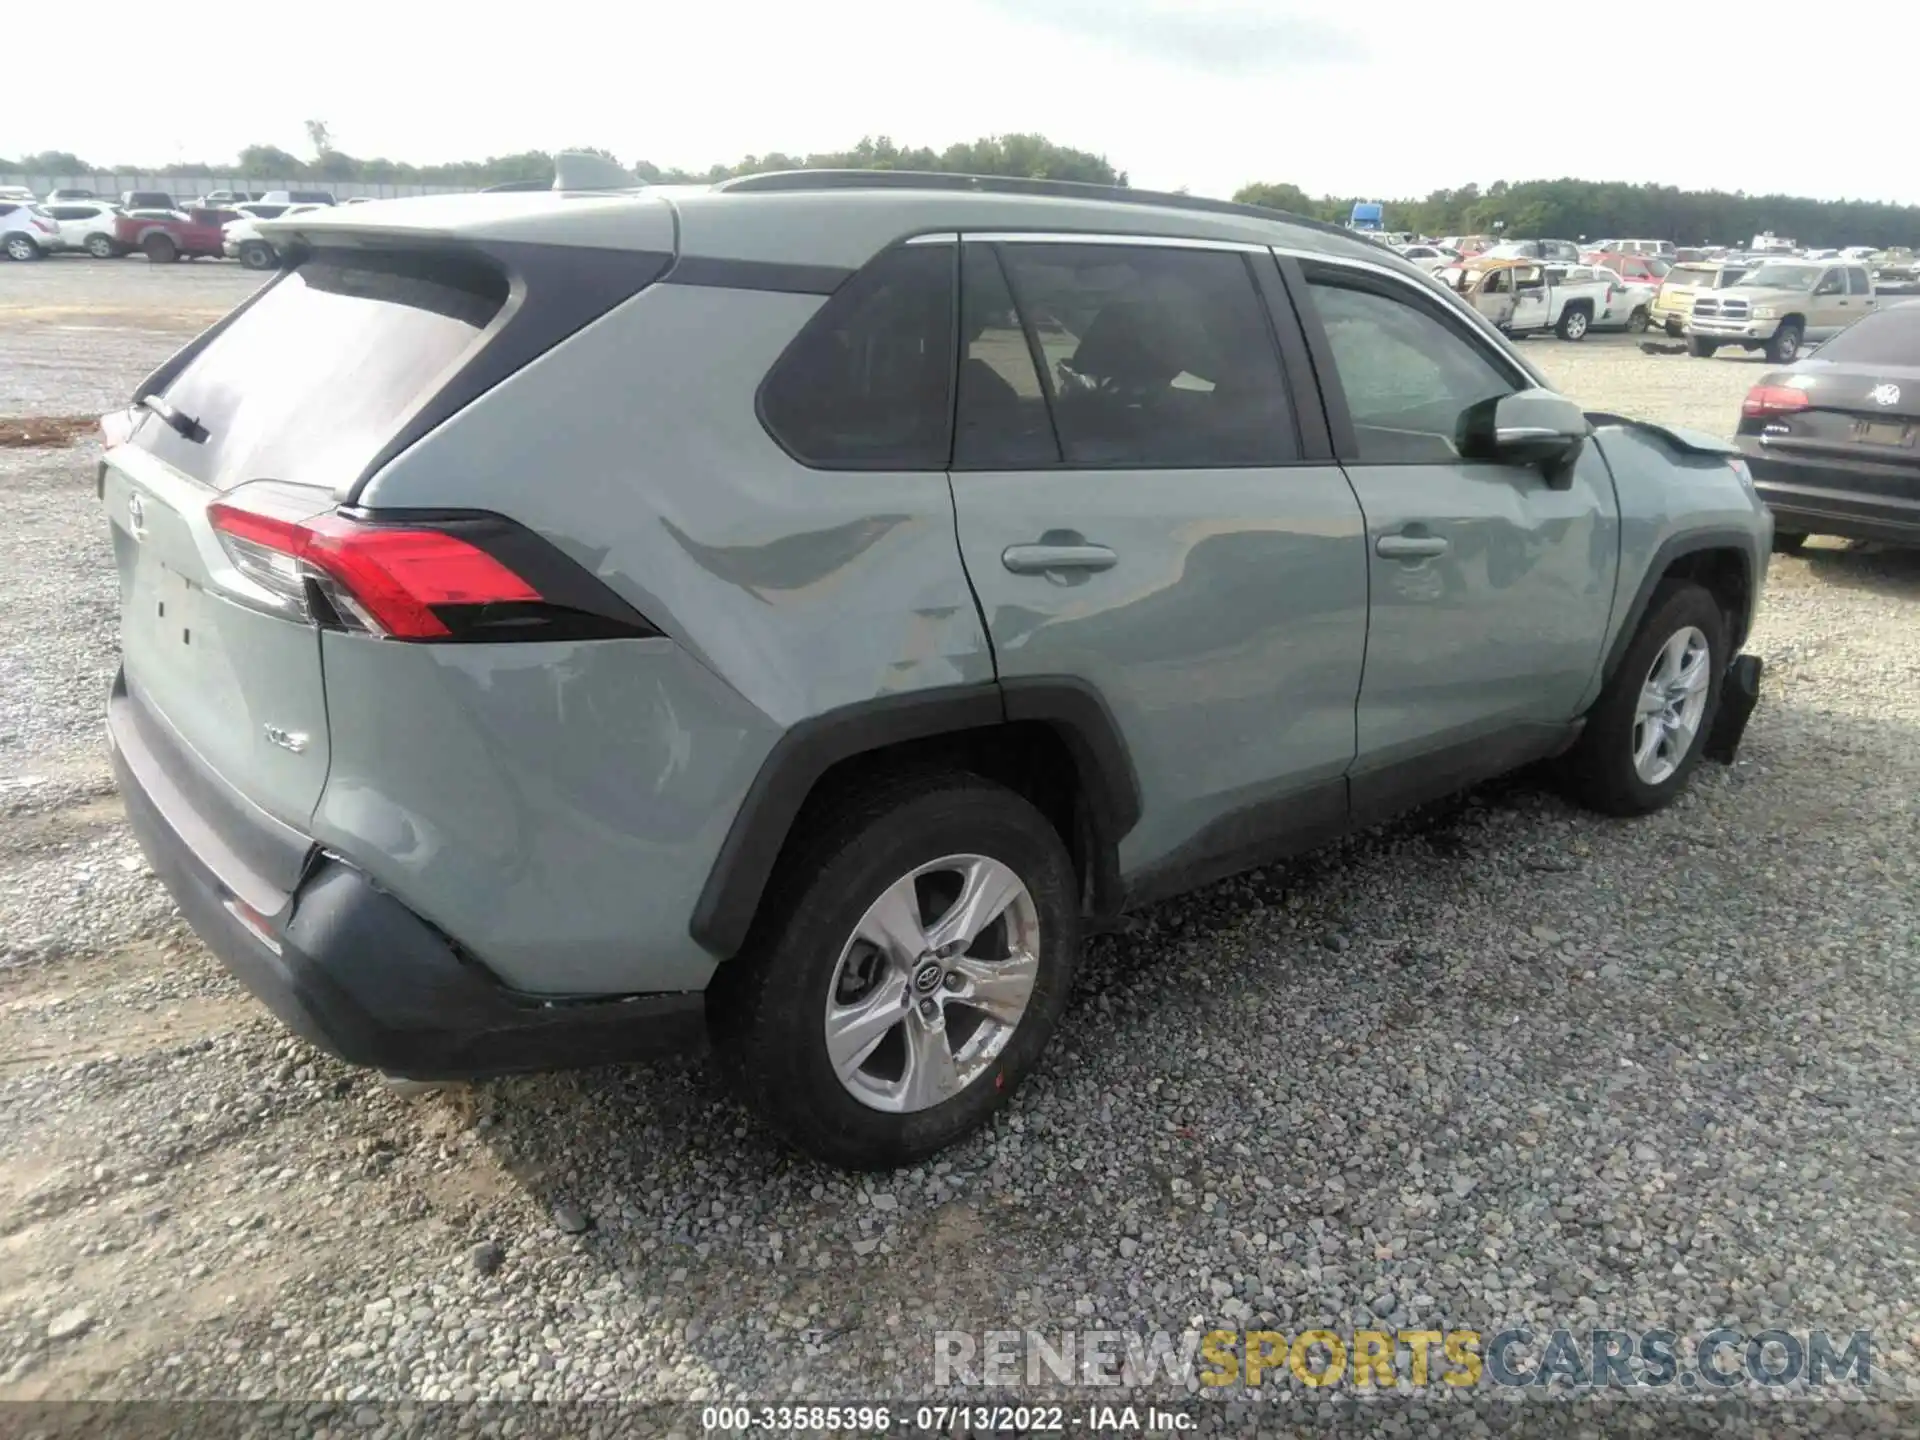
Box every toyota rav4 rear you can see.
[102,193,769,1078]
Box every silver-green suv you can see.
[102,168,1771,1168]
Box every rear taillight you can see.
[207,503,654,643]
[1742,385,1810,419]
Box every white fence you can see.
[3,174,479,201]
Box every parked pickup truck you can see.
[1438,257,1612,340]
[115,207,239,263]
[1687,259,1876,364]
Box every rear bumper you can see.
[1740,444,1920,545]
[109,671,707,1079]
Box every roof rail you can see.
[715,169,1349,239]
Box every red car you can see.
[1582,251,1672,287]
[114,207,239,263]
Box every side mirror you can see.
[1459,391,1590,473]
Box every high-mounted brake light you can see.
[1742,385,1810,419]
[208,504,541,639]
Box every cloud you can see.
[980,0,1366,75]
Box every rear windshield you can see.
[139,249,506,491]
[1665,266,1713,288]
[1814,303,1920,366]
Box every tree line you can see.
[1234,178,1920,249]
[1,134,1124,189]
[9,139,1918,245]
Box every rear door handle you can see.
[1002,542,1118,574]
[1376,532,1450,559]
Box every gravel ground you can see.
[2,264,1917,1429]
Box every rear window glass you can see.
[139,250,506,491]
[1665,266,1712,287]
[1813,303,1920,365]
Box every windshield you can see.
[1737,263,1821,291]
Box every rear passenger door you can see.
[1289,261,1618,819]
[947,236,1368,898]
[1810,268,1852,338]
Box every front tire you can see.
[1556,306,1591,341]
[1687,336,1719,357]
[238,239,275,270]
[709,773,1079,1169]
[1766,321,1803,366]
[1561,581,1726,817]
[84,233,117,258]
[1627,306,1650,334]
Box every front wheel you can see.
[1627,306,1650,334]
[1766,321,1803,366]
[84,233,117,258]
[1560,581,1726,816]
[237,239,275,270]
[1556,307,1591,341]
[709,773,1080,1169]
[1687,336,1719,358]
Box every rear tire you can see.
[1687,336,1718,357]
[1766,321,1803,366]
[1561,581,1726,817]
[1556,306,1591,341]
[4,234,42,261]
[708,773,1079,1169]
[142,233,178,263]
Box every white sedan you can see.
[1394,243,1459,273]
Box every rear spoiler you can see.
[1585,412,1739,458]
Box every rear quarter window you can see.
[758,244,957,470]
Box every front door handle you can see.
[1002,542,1118,575]
[1376,532,1450,559]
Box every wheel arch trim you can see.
[690,680,1141,959]
[1600,528,1759,688]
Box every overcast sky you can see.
[12,0,1920,205]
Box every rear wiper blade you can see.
[141,393,207,443]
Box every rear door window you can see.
[759,243,956,470]
[1846,267,1873,295]
[137,249,508,491]
[994,242,1298,467]
[954,246,1060,469]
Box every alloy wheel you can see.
[823,854,1040,1114]
[1632,626,1712,785]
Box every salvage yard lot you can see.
[2,259,1917,1420]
